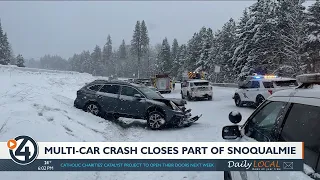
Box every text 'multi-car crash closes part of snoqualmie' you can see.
[74,79,202,130]
[223,73,320,180]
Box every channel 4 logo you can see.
[7,135,39,165]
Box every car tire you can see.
[255,95,265,107]
[208,96,213,101]
[85,102,101,116]
[234,94,243,107]
[187,92,193,101]
[147,111,166,130]
[181,91,185,99]
[224,171,232,180]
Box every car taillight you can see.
[268,89,273,95]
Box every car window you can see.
[263,82,274,88]
[194,82,209,86]
[121,86,141,97]
[99,84,120,94]
[280,103,320,172]
[190,83,194,87]
[244,81,252,88]
[274,80,298,87]
[88,84,102,91]
[244,101,286,142]
[251,81,260,88]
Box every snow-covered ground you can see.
[0,66,255,180]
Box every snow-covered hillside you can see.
[0,66,254,180]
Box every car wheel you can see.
[256,95,265,107]
[224,171,232,180]
[85,102,101,116]
[187,92,193,101]
[234,94,243,107]
[208,96,213,101]
[147,111,166,130]
[181,91,185,99]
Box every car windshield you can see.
[193,82,209,86]
[138,87,163,99]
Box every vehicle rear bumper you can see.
[191,91,213,98]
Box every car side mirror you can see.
[222,125,241,140]
[134,94,142,100]
[228,111,242,124]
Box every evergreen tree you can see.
[131,20,150,78]
[0,20,11,65]
[118,39,127,77]
[186,32,202,71]
[216,19,236,83]
[198,27,213,71]
[176,44,188,79]
[231,9,250,77]
[303,0,320,73]
[171,38,180,77]
[81,51,92,74]
[102,35,113,76]
[16,54,25,67]
[276,0,306,76]
[157,37,171,73]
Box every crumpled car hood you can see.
[153,98,187,106]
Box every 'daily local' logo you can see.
[7,135,39,165]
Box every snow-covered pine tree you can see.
[198,27,213,72]
[303,0,320,73]
[213,19,236,83]
[239,0,270,80]
[231,9,250,78]
[186,32,202,71]
[81,50,93,74]
[118,39,127,77]
[16,54,25,67]
[0,20,11,65]
[176,44,188,80]
[171,38,180,77]
[102,35,113,76]
[275,0,306,76]
[157,37,171,73]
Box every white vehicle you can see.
[233,75,298,107]
[181,79,213,101]
[223,73,320,180]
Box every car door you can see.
[231,100,289,180]
[96,84,120,113]
[118,85,147,119]
[259,101,320,180]
[238,81,253,101]
[246,80,260,102]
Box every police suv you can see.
[181,79,213,101]
[233,75,298,107]
[223,73,320,180]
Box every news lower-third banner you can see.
[0,135,304,171]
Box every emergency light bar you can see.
[296,73,320,83]
[252,75,278,79]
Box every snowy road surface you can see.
[0,66,255,180]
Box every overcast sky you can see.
[0,1,282,59]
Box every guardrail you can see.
[210,82,238,88]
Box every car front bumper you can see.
[168,108,201,126]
